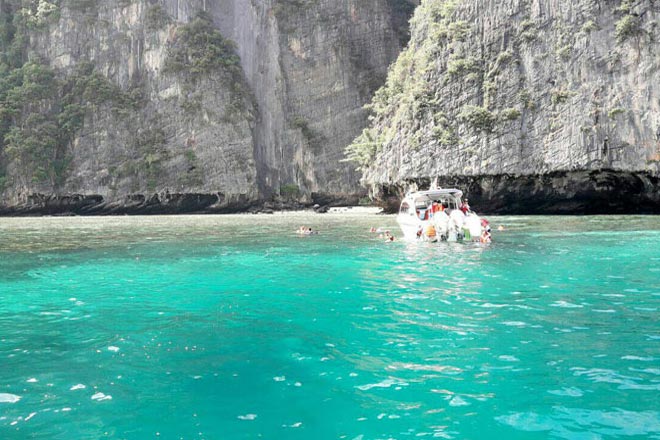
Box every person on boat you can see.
[460,198,471,214]
[416,225,423,239]
[430,201,442,218]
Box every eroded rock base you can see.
[373,170,660,215]
[0,192,364,216]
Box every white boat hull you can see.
[395,187,486,242]
[397,214,482,242]
[397,212,427,241]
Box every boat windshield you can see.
[414,195,461,211]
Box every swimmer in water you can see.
[480,226,492,243]
[297,226,317,235]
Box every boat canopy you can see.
[402,188,463,212]
[410,188,463,199]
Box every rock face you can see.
[351,0,660,214]
[0,0,413,214]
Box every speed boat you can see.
[396,185,487,242]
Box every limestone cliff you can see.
[349,0,660,214]
[0,0,413,214]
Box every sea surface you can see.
[0,212,659,440]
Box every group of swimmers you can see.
[298,223,502,242]
[369,227,395,242]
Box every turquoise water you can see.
[1,213,659,439]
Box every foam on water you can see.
[91,392,112,401]
[0,394,21,404]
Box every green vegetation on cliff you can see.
[164,11,249,119]
[0,1,141,188]
[344,0,531,168]
[145,4,170,30]
[164,11,240,79]
[345,0,469,169]
[346,0,660,188]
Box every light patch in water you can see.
[497,408,660,437]
[356,379,409,391]
[550,301,583,308]
[548,387,584,397]
[91,392,112,401]
[449,396,470,407]
[630,368,660,375]
[70,384,86,391]
[0,393,21,404]
[621,355,655,361]
[237,414,257,421]
[387,363,462,374]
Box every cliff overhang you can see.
[372,169,660,215]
